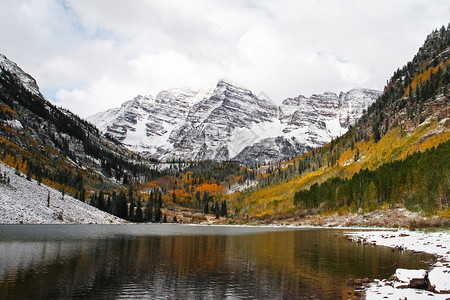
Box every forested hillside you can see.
[294,141,449,213]
[0,54,168,214]
[229,25,449,219]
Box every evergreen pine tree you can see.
[91,192,97,207]
[158,191,163,207]
[110,192,117,215]
[214,201,220,219]
[97,190,106,211]
[106,194,112,213]
[114,191,128,220]
[203,201,209,215]
[80,188,86,202]
[172,191,176,203]
[202,192,209,214]
[128,185,134,198]
[135,199,143,223]
[128,199,136,222]
[220,200,228,217]
[144,197,153,222]
[154,204,162,222]
[195,191,201,209]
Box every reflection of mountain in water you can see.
[0,226,434,299]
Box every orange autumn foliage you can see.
[194,183,224,195]
[171,189,191,199]
[0,103,16,115]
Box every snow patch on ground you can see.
[345,229,450,298]
[227,180,258,194]
[364,282,447,300]
[0,163,125,224]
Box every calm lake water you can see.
[0,224,434,299]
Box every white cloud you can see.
[1,0,449,116]
[336,60,369,83]
[55,74,139,116]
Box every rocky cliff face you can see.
[88,79,381,164]
[92,95,154,144]
[167,79,278,161]
[280,88,381,137]
[234,88,381,163]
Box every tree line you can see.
[294,141,449,213]
[90,188,165,222]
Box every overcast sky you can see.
[1,0,449,117]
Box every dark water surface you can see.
[0,224,434,299]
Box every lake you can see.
[0,224,434,299]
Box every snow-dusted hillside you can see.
[0,54,41,96]
[88,79,381,164]
[0,163,125,224]
[0,53,142,189]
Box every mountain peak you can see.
[89,79,380,164]
[130,94,153,105]
[0,53,41,96]
[217,77,239,87]
[117,95,153,111]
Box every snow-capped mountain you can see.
[167,79,278,161]
[88,79,381,164]
[233,88,381,163]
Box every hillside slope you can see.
[231,25,450,219]
[0,53,157,197]
[0,163,124,224]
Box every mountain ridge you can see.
[0,54,41,96]
[88,80,381,164]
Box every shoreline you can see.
[0,220,400,231]
[344,229,450,299]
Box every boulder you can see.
[392,268,428,289]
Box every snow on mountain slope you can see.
[88,80,381,164]
[228,120,285,158]
[280,88,381,139]
[167,79,278,161]
[87,88,212,153]
[0,163,124,224]
[338,88,382,129]
[0,54,41,96]
[88,95,154,144]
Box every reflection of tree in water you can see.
[0,229,435,299]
